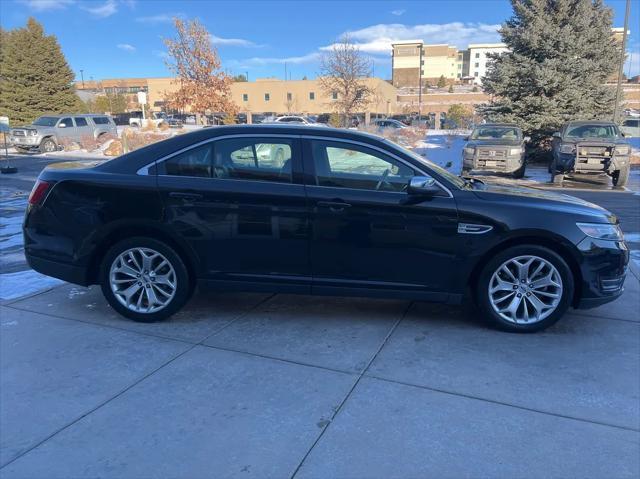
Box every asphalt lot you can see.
[1,152,639,477]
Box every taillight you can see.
[28,180,51,206]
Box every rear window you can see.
[75,117,88,127]
[92,116,111,125]
[623,119,639,127]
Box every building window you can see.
[475,53,480,58]
[457,73,461,78]
[242,94,248,102]
[458,64,462,70]
[475,62,479,68]
[332,91,338,100]
[421,59,424,65]
[265,93,270,101]
[474,72,479,77]
[287,92,292,101]
[309,92,315,100]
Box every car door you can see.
[74,116,92,142]
[156,135,310,292]
[56,117,76,143]
[303,138,460,298]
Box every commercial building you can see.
[466,43,509,84]
[391,41,459,87]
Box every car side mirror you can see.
[407,176,442,196]
[58,123,67,128]
[552,132,561,138]
[524,136,531,142]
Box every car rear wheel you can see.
[99,237,191,322]
[39,138,56,153]
[476,245,574,332]
[612,165,630,187]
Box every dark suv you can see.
[551,120,631,186]
[24,125,628,332]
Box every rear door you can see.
[74,116,92,142]
[156,135,310,292]
[303,138,460,298]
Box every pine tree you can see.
[480,0,619,143]
[0,18,83,125]
[437,75,446,88]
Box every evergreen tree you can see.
[437,75,446,88]
[0,18,83,125]
[480,0,619,143]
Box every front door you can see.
[156,135,310,292]
[303,139,459,298]
[56,117,77,144]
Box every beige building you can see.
[392,41,463,88]
[146,76,398,115]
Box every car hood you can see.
[472,182,615,222]
[466,139,521,147]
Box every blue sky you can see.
[2,0,639,81]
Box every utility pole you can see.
[80,69,85,89]
[245,71,249,82]
[284,62,287,81]
[418,46,423,122]
[613,0,630,123]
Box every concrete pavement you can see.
[1,277,638,478]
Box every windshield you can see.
[384,139,467,189]
[471,126,521,140]
[32,116,58,127]
[565,124,619,139]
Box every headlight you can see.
[28,130,38,136]
[615,146,630,155]
[463,147,475,156]
[509,147,522,156]
[560,144,575,154]
[577,222,624,241]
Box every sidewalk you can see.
[1,274,638,477]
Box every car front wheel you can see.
[476,245,574,332]
[39,138,57,153]
[612,165,630,187]
[99,237,191,322]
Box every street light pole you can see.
[80,69,85,89]
[418,46,423,122]
[613,0,630,123]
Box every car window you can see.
[471,127,521,139]
[623,119,638,127]
[92,116,110,125]
[162,144,212,178]
[59,117,73,127]
[565,124,619,139]
[33,116,58,127]
[74,117,88,127]
[311,141,415,192]
[213,138,293,183]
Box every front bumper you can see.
[574,236,629,309]
[555,151,630,174]
[9,135,41,148]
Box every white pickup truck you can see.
[129,111,167,128]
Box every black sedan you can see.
[24,125,629,332]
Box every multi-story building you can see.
[467,43,509,84]
[392,41,459,87]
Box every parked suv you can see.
[462,124,527,178]
[10,114,117,153]
[24,125,628,333]
[551,120,631,186]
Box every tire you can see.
[99,237,191,322]
[612,165,630,187]
[39,137,57,154]
[512,163,526,179]
[475,245,574,333]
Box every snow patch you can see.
[0,270,62,301]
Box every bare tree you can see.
[318,35,372,127]
[164,18,237,124]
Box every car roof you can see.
[99,124,388,174]
[564,120,616,126]
[475,123,521,128]
[37,113,111,118]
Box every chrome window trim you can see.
[136,132,453,198]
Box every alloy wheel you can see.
[488,255,563,324]
[109,247,177,313]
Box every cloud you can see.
[625,50,640,78]
[117,43,136,52]
[18,0,74,11]
[209,34,260,48]
[81,0,117,17]
[135,13,184,24]
[227,52,320,69]
[391,9,405,16]
[152,50,170,60]
[323,22,502,54]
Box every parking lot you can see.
[1,150,639,477]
